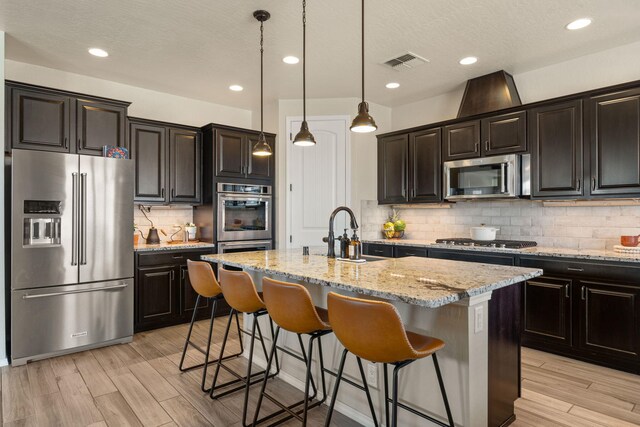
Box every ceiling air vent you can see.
[382,52,429,71]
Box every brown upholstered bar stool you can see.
[208,268,279,427]
[325,292,454,427]
[252,277,332,426]
[178,260,244,392]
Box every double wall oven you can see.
[217,182,272,253]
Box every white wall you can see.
[273,98,392,247]
[5,60,253,128]
[392,39,640,130]
[0,32,6,365]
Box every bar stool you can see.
[208,268,279,427]
[252,277,332,426]
[325,292,454,427]
[178,260,244,392]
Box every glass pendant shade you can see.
[350,101,377,133]
[252,133,272,156]
[293,121,316,146]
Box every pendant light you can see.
[350,0,377,133]
[252,10,273,157]
[292,0,316,146]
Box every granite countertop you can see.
[362,239,640,263]
[201,249,542,308]
[134,242,216,252]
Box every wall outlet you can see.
[474,306,484,333]
[367,362,378,388]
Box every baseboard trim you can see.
[0,358,9,367]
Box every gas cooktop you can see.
[435,238,537,249]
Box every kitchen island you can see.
[202,249,542,427]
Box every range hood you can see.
[457,70,522,118]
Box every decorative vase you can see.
[185,226,197,240]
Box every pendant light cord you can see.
[361,0,365,104]
[302,0,307,121]
[260,19,264,136]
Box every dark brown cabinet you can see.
[131,122,167,203]
[377,134,409,204]
[577,280,639,359]
[522,277,572,346]
[589,88,640,196]
[169,128,201,203]
[134,249,229,332]
[213,128,274,180]
[530,100,583,198]
[443,120,480,161]
[9,87,71,152]
[137,265,178,327]
[76,99,126,155]
[481,111,527,156]
[6,81,129,154]
[130,118,202,204]
[409,128,442,202]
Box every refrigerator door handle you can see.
[71,172,78,266]
[21,283,129,299]
[80,173,88,265]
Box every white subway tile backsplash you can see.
[134,206,194,243]
[361,199,640,250]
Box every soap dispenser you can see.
[339,229,351,259]
[350,231,362,260]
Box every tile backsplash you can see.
[134,205,194,243]
[360,200,640,250]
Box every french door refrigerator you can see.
[9,149,134,365]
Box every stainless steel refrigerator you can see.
[9,149,134,365]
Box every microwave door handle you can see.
[501,163,507,194]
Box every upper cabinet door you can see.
[215,129,245,178]
[169,128,201,203]
[481,111,527,156]
[530,100,583,198]
[246,134,274,180]
[589,88,640,196]
[409,128,442,203]
[76,99,126,156]
[443,120,481,161]
[378,134,409,204]
[131,122,167,203]
[10,88,71,152]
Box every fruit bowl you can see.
[382,230,404,239]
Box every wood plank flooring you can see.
[1,319,639,426]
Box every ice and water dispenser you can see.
[23,200,62,246]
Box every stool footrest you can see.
[258,392,324,427]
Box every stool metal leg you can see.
[324,348,348,427]
[178,294,202,372]
[383,363,390,427]
[356,357,378,427]
[199,298,218,391]
[301,335,315,426]
[433,354,454,427]
[252,326,280,426]
[392,363,402,427]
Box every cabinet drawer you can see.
[137,250,211,267]
[519,257,640,284]
[362,243,393,258]
[394,246,428,258]
[429,249,516,266]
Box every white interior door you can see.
[287,117,349,249]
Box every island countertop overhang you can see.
[201,249,543,308]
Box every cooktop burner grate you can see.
[435,238,537,249]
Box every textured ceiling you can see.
[1,0,640,110]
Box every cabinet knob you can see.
[565,284,570,298]
[485,140,489,151]
[581,285,586,300]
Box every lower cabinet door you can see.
[523,277,572,345]
[137,266,179,326]
[578,280,640,360]
[180,265,210,319]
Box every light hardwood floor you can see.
[1,319,639,426]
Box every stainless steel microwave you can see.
[443,154,530,200]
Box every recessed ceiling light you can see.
[566,18,592,30]
[385,82,400,89]
[282,56,300,64]
[229,85,244,92]
[459,56,478,65]
[88,48,108,57]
